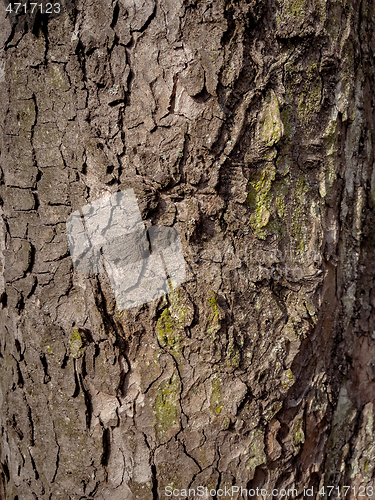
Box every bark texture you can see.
[1,0,375,498]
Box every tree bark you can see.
[1,0,375,498]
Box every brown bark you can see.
[1,0,375,498]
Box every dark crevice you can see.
[111,2,120,29]
[169,73,178,115]
[132,1,156,34]
[29,451,39,480]
[15,360,24,388]
[61,353,69,369]
[1,461,9,482]
[72,359,81,397]
[101,428,111,466]
[151,463,159,500]
[14,339,23,361]
[79,373,93,428]
[40,353,51,383]
[180,440,202,473]
[51,441,60,483]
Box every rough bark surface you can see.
[1,0,375,498]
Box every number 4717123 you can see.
[319,486,373,497]
[6,3,61,14]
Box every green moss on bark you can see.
[69,329,84,359]
[291,172,309,252]
[262,91,284,147]
[157,308,181,354]
[207,292,221,340]
[155,374,180,440]
[297,62,322,124]
[248,163,276,239]
[245,429,266,472]
[293,416,305,447]
[156,290,190,355]
[210,376,223,416]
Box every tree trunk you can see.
[1,0,374,498]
